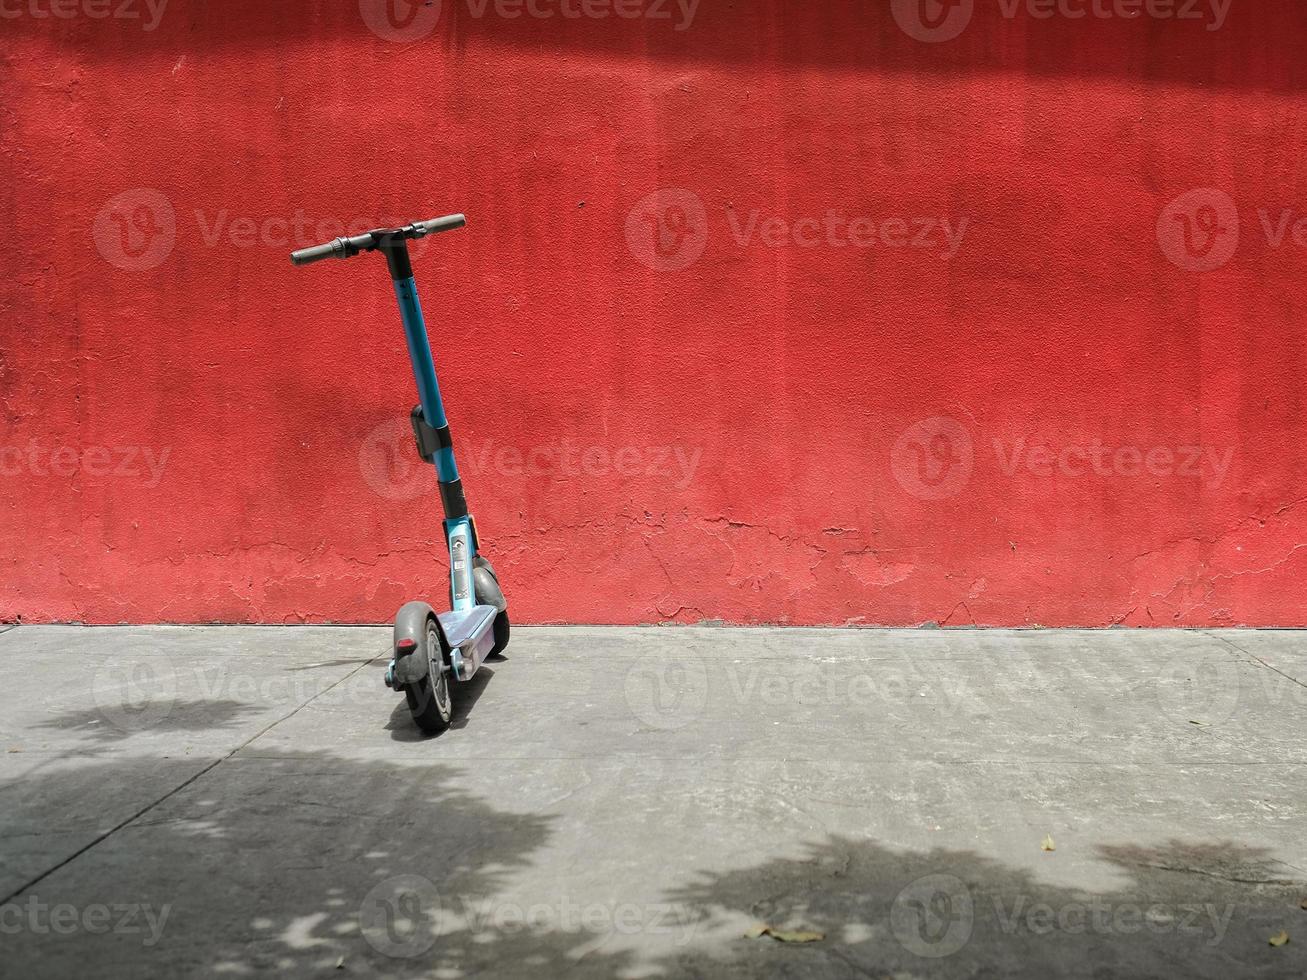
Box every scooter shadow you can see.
[386,657,506,741]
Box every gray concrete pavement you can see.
[0,625,1304,978]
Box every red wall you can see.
[3,0,1306,626]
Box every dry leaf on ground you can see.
[744,924,825,943]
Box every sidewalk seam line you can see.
[1202,630,1307,691]
[0,651,385,906]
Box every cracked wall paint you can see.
[2,3,1307,626]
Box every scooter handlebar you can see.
[415,213,467,236]
[289,214,467,266]
[290,240,343,266]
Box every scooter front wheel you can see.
[405,619,453,734]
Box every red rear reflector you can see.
[396,638,417,652]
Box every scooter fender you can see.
[392,601,445,686]
[472,564,507,613]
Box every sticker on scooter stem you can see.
[451,537,471,602]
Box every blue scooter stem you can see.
[394,276,459,485]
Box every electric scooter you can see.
[291,214,508,734]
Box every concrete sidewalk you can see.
[0,626,1304,978]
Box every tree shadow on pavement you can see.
[2,749,1304,979]
[31,700,268,744]
[658,835,1306,979]
[0,750,643,979]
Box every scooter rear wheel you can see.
[405,619,452,734]
[474,556,510,656]
[492,611,510,655]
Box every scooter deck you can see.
[439,604,499,681]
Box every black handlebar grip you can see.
[415,214,467,236]
[290,240,342,266]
